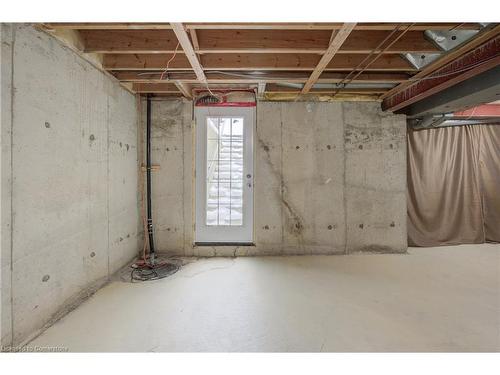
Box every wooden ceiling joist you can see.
[103,53,414,72]
[267,84,390,94]
[39,22,498,98]
[80,29,179,53]
[133,82,180,93]
[81,29,439,54]
[302,23,357,94]
[43,23,482,31]
[111,71,411,84]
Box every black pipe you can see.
[146,95,156,264]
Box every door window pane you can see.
[206,117,244,226]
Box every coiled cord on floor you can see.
[130,261,180,282]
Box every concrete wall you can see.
[145,99,406,257]
[1,24,140,347]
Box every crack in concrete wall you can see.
[148,100,407,256]
[257,136,304,240]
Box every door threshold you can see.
[195,242,255,247]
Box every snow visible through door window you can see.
[206,117,244,226]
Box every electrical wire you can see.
[131,260,180,282]
[329,24,404,95]
[344,24,415,84]
[159,42,180,81]
[331,23,416,97]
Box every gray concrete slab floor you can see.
[29,244,500,352]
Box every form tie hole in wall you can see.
[295,146,300,150]
[358,145,363,150]
[263,225,270,230]
[89,134,95,141]
[359,224,364,229]
[42,275,50,282]
[90,251,96,258]
[390,222,395,227]
[327,145,331,150]
[44,121,50,128]
[328,225,333,230]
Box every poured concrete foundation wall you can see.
[1,24,140,346]
[145,99,406,257]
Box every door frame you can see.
[194,106,255,244]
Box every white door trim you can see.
[194,106,255,243]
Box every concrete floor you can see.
[29,244,499,352]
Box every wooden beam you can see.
[112,71,410,84]
[133,82,180,93]
[302,23,357,94]
[103,53,414,72]
[132,82,388,95]
[186,23,481,31]
[257,82,266,99]
[79,29,440,54]
[189,29,200,52]
[174,81,193,99]
[170,23,207,83]
[42,23,482,31]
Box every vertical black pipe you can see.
[146,95,155,264]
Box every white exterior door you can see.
[195,106,254,243]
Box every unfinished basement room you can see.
[1,4,500,366]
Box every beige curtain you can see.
[407,124,500,247]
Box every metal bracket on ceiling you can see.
[424,30,480,52]
[408,113,500,129]
[402,53,442,70]
[409,114,449,129]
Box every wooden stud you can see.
[302,23,357,94]
[189,29,200,52]
[174,81,193,99]
[257,82,266,99]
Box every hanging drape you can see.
[407,124,500,247]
